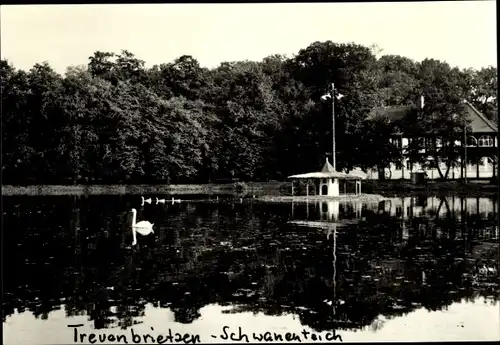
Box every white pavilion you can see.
[288,158,365,197]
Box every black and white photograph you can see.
[1,2,498,343]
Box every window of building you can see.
[415,137,425,152]
[395,161,402,170]
[480,157,494,165]
[478,135,493,147]
[467,136,478,146]
[425,138,434,150]
[390,137,402,148]
[479,157,494,170]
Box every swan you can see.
[156,197,166,204]
[171,197,181,204]
[141,196,152,206]
[131,208,154,245]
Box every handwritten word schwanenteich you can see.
[69,324,201,344]
[213,326,343,342]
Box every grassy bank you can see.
[2,182,287,196]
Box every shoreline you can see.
[2,181,498,196]
[1,183,285,196]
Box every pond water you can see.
[2,194,499,343]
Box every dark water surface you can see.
[2,194,499,343]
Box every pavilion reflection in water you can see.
[290,200,365,221]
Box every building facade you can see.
[365,100,498,180]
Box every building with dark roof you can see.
[365,99,498,180]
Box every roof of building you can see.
[463,100,498,133]
[347,168,369,179]
[366,106,411,122]
[288,158,365,180]
[367,101,497,134]
[288,171,363,180]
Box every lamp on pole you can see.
[321,83,344,171]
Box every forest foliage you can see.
[2,41,497,184]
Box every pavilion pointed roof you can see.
[288,158,365,180]
[321,158,335,173]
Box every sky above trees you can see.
[1,2,497,74]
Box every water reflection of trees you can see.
[2,195,498,333]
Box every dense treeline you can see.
[2,41,497,185]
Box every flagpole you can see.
[331,83,336,171]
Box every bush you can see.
[233,181,248,194]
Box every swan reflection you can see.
[141,197,152,206]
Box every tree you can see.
[22,62,65,183]
[289,41,384,172]
[399,59,474,180]
[376,55,419,106]
[209,60,283,180]
[401,102,470,180]
[1,60,32,184]
[59,66,113,183]
[146,55,212,101]
[358,115,402,174]
[149,96,209,183]
[88,50,146,85]
[460,66,498,122]
[88,51,116,80]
